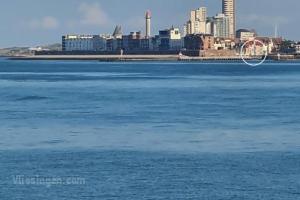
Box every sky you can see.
[0,0,299,47]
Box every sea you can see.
[0,58,300,199]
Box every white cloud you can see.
[28,16,59,30]
[79,2,109,26]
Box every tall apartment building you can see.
[185,7,207,35]
[222,0,236,38]
[213,13,230,38]
[205,17,214,35]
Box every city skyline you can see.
[0,0,299,47]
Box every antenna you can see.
[274,24,278,38]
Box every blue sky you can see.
[0,0,298,47]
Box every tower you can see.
[222,0,236,38]
[187,7,207,35]
[145,10,151,38]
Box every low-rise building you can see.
[122,32,142,51]
[106,38,123,51]
[157,27,183,51]
[184,34,214,50]
[295,43,300,54]
[62,35,108,51]
[240,39,267,56]
[236,29,256,42]
[214,37,235,50]
[256,37,282,54]
[140,38,153,50]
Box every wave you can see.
[16,95,50,101]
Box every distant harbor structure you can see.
[145,10,151,39]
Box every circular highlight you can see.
[240,39,268,67]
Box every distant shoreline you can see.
[9,55,179,61]
[8,54,300,62]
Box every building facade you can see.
[157,27,183,51]
[213,13,230,38]
[185,7,207,35]
[62,35,107,51]
[236,29,256,42]
[222,0,236,38]
[106,38,122,51]
[205,17,214,35]
[295,44,300,54]
[214,37,236,50]
[122,31,142,51]
[184,34,214,50]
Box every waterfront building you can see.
[157,29,170,50]
[184,34,214,50]
[145,11,151,39]
[122,31,142,51]
[62,35,108,51]
[169,27,183,50]
[236,29,256,42]
[295,44,300,54]
[157,27,183,51]
[222,0,236,38]
[240,39,268,56]
[214,37,235,50]
[213,13,230,38]
[106,38,122,51]
[105,25,123,51]
[255,37,282,54]
[140,38,153,50]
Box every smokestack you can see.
[145,10,151,39]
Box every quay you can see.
[9,54,265,62]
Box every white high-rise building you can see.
[185,7,207,35]
[213,13,230,38]
[195,7,207,22]
[205,17,214,35]
[222,0,236,38]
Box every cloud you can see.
[28,16,59,30]
[79,2,109,26]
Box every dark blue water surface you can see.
[1,59,300,199]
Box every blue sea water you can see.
[0,59,300,199]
